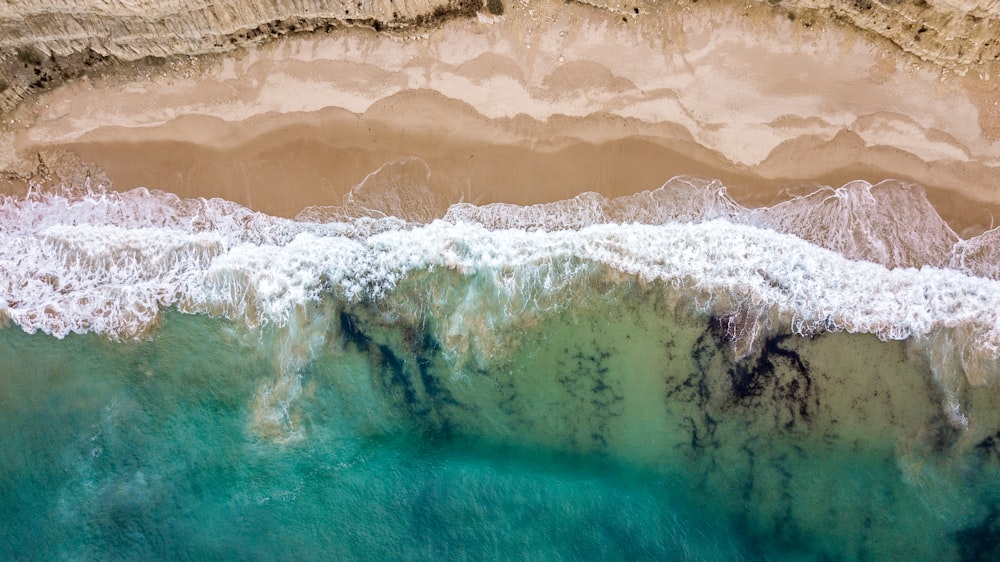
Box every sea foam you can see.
[2,178,1000,400]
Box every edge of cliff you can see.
[0,0,997,116]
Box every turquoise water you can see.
[1,309,746,560]
[3,178,1000,559]
[3,299,1000,560]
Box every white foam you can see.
[443,176,741,230]
[297,157,446,224]
[754,180,960,269]
[950,225,1000,280]
[3,182,1000,397]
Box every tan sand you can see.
[2,0,999,234]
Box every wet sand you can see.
[2,0,999,234]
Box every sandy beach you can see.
[2,0,999,234]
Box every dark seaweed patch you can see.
[673,331,713,402]
[339,310,461,434]
[920,414,961,451]
[727,348,768,400]
[413,329,458,408]
[722,327,817,429]
[376,343,420,409]
[339,311,372,350]
[677,321,820,440]
[555,342,623,451]
[682,413,718,450]
[956,506,1000,562]
[975,431,1000,460]
[667,329,721,452]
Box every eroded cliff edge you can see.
[1,0,999,116]
[0,0,484,114]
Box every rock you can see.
[0,0,482,114]
[0,0,997,116]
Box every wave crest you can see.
[3,177,1000,426]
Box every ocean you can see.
[2,167,1000,560]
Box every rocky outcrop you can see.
[0,0,480,114]
[584,0,1000,69]
[0,0,997,116]
[0,0,484,59]
[792,0,1000,69]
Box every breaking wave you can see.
[3,172,1000,422]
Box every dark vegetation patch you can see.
[487,0,504,16]
[669,320,822,449]
[339,310,462,435]
[339,310,372,350]
[667,331,718,452]
[555,342,623,450]
[956,506,1000,562]
[918,413,961,451]
[725,335,815,424]
[975,430,1000,460]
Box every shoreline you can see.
[11,104,1000,237]
[2,0,999,235]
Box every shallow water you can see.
[3,175,1000,560]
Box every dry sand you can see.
[2,0,999,234]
